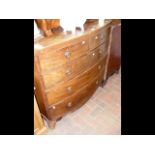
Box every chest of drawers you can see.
[34,20,111,128]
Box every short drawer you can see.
[47,75,101,119]
[39,36,89,73]
[89,28,109,50]
[70,44,108,76]
[46,57,106,104]
[89,44,107,66]
[41,64,72,89]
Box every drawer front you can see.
[39,37,89,73]
[46,57,105,104]
[98,43,109,58]
[41,64,72,89]
[70,53,90,76]
[89,28,109,50]
[70,44,108,77]
[89,44,106,65]
[48,75,101,119]
[41,54,89,89]
[42,50,108,90]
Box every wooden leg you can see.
[100,80,107,88]
[57,117,62,121]
[48,120,56,129]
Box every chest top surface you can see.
[34,20,112,52]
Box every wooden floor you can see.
[46,72,121,135]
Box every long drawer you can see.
[89,43,108,65]
[47,73,102,119]
[41,54,89,89]
[38,35,89,73]
[46,57,106,105]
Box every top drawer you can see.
[89,28,109,50]
[38,35,89,73]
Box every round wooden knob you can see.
[52,106,56,110]
[67,86,72,93]
[92,53,95,56]
[67,102,72,107]
[82,40,86,45]
[65,70,72,76]
[95,36,98,40]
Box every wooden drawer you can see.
[89,44,107,66]
[41,53,89,89]
[41,54,90,89]
[42,51,107,90]
[47,75,101,119]
[70,44,108,77]
[70,53,90,77]
[41,64,72,89]
[89,28,109,50]
[38,36,89,73]
[46,58,105,104]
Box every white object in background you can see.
[34,20,41,38]
[75,18,85,31]
[61,19,85,33]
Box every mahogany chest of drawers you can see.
[34,20,111,128]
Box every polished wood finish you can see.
[106,20,121,78]
[34,20,112,128]
[46,56,107,105]
[34,95,48,135]
[48,74,101,120]
[38,34,89,73]
[89,27,110,50]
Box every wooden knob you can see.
[67,86,72,93]
[92,53,95,56]
[82,40,86,45]
[67,102,72,107]
[95,36,98,40]
[65,70,72,76]
[52,106,56,110]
